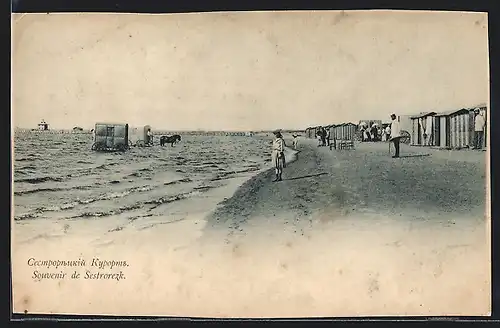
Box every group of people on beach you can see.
[315,127,331,147]
[270,108,485,182]
[270,113,403,182]
[358,122,391,142]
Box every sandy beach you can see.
[12,137,490,317]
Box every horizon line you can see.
[13,127,307,132]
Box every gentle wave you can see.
[15,176,66,184]
[14,185,94,196]
[14,185,155,220]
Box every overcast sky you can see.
[12,11,488,131]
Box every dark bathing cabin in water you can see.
[92,123,130,151]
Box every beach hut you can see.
[410,112,437,146]
[306,127,314,139]
[446,108,482,149]
[330,123,356,149]
[92,123,129,151]
[341,123,357,141]
[309,127,315,138]
[333,124,343,141]
[339,123,346,140]
[433,108,472,149]
[310,127,316,138]
[449,109,473,149]
[433,110,453,149]
[328,124,336,141]
[314,126,322,138]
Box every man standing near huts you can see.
[147,128,153,146]
[389,113,401,158]
[272,130,286,182]
[472,108,486,150]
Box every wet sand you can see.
[12,139,490,317]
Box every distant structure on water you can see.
[38,120,49,131]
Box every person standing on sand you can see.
[385,125,391,142]
[317,127,326,146]
[389,114,401,158]
[472,108,486,150]
[272,130,286,182]
[316,128,323,147]
[292,134,299,150]
[147,128,153,145]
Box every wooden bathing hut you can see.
[341,122,357,141]
[313,126,322,138]
[330,123,356,150]
[333,124,342,141]
[328,124,337,142]
[410,112,437,146]
[92,123,130,151]
[433,110,452,149]
[309,127,316,138]
[305,127,314,139]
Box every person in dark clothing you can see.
[317,127,324,146]
[371,124,378,141]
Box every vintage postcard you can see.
[11,10,490,318]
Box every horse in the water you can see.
[160,135,181,147]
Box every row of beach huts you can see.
[304,104,487,150]
[305,123,359,142]
[408,105,487,149]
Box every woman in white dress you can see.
[292,134,299,150]
[272,130,286,182]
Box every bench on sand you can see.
[330,139,355,150]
